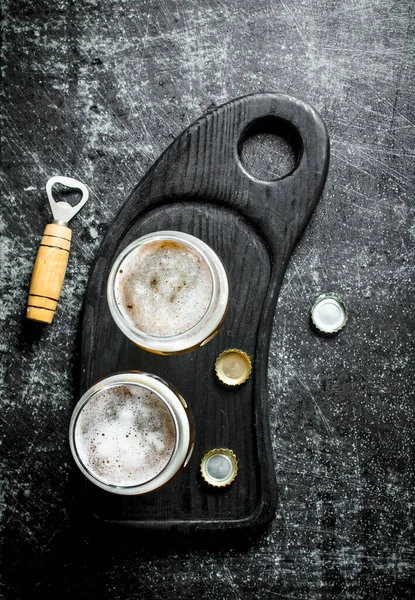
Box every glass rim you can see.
[69,372,192,496]
[106,231,230,353]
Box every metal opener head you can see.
[46,176,89,225]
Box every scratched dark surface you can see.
[1,0,414,599]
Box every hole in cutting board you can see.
[239,116,302,181]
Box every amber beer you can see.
[69,372,195,495]
[107,231,230,354]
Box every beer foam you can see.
[114,240,213,337]
[74,385,176,487]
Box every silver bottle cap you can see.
[311,293,348,335]
[200,448,238,487]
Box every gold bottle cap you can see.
[311,292,348,335]
[215,349,251,386]
[200,448,238,487]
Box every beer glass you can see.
[69,372,195,495]
[107,231,230,354]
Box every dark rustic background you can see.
[1,1,414,598]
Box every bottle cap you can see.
[215,349,251,386]
[311,293,348,335]
[200,448,238,487]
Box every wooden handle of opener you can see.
[26,223,72,324]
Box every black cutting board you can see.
[78,93,330,532]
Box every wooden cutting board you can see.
[78,93,330,532]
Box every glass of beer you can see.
[69,372,195,495]
[107,231,230,354]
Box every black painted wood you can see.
[79,93,330,531]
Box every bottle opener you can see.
[26,176,89,324]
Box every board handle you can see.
[26,223,72,324]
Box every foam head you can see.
[114,240,213,338]
[107,232,230,354]
[73,384,176,487]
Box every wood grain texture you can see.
[27,223,72,324]
[80,93,329,530]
